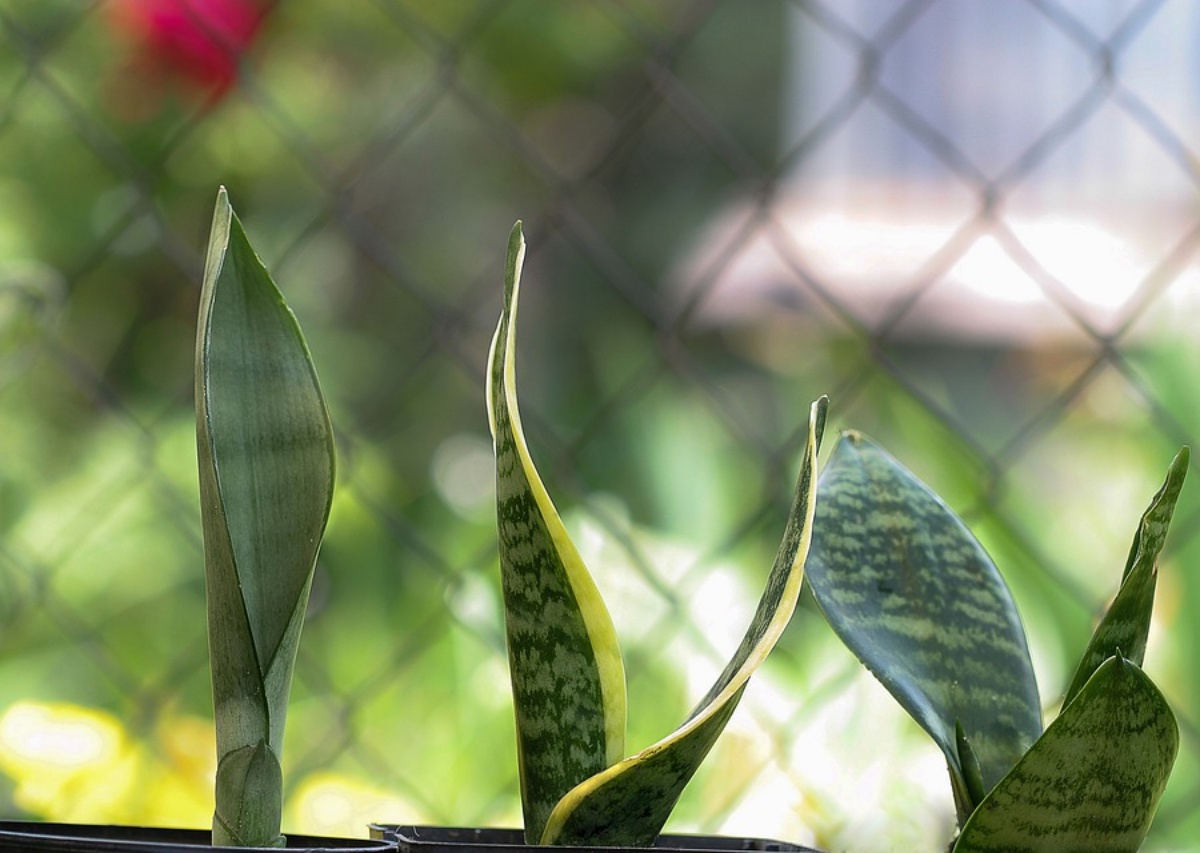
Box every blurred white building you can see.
[677,1,1200,345]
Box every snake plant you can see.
[197,188,335,847]
[488,222,829,847]
[807,432,1185,852]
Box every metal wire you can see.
[1,1,1198,849]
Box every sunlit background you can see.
[2,2,1200,851]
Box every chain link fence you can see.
[2,1,1200,850]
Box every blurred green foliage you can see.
[0,2,1198,852]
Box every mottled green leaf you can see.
[197,187,334,846]
[487,221,627,844]
[954,656,1178,853]
[540,397,827,847]
[806,432,1041,819]
[1062,447,1188,707]
[541,688,745,848]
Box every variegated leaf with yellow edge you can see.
[488,221,827,847]
[488,222,627,844]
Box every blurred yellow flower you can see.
[0,701,136,820]
[287,771,426,839]
[0,701,215,827]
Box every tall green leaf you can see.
[1062,447,1188,707]
[197,187,335,847]
[488,221,627,844]
[953,655,1178,853]
[805,432,1041,821]
[540,397,828,847]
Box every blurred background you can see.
[2,1,1200,850]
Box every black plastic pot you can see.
[0,823,397,852]
[368,826,822,853]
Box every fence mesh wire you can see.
[2,1,1200,850]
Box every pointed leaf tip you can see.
[1063,448,1188,706]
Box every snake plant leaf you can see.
[953,655,1178,853]
[488,221,627,844]
[955,721,987,810]
[212,740,284,848]
[197,187,334,847]
[540,397,828,847]
[806,432,1041,821]
[1062,447,1188,707]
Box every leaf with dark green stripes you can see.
[539,397,828,847]
[197,188,334,847]
[953,655,1178,853]
[806,432,1041,821]
[488,221,627,844]
[1062,447,1188,707]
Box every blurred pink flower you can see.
[107,0,269,112]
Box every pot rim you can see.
[0,822,395,852]
[368,825,821,853]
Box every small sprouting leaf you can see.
[953,656,1178,853]
[955,721,986,816]
[488,221,627,844]
[806,432,1041,820]
[212,741,285,849]
[539,397,828,847]
[198,187,334,847]
[1062,447,1188,707]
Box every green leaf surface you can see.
[540,397,828,847]
[805,432,1041,819]
[953,656,1178,853]
[955,720,987,811]
[212,741,285,848]
[488,221,627,844]
[1062,447,1188,707]
[197,188,334,846]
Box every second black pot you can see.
[368,825,822,853]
